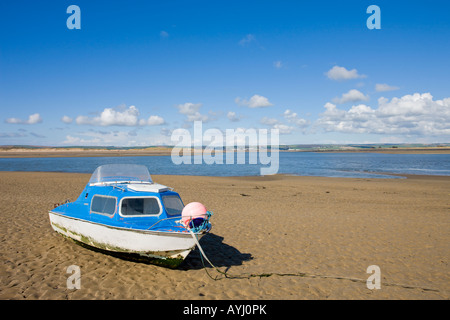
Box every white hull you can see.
[49,211,201,265]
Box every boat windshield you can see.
[89,164,153,185]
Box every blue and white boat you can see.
[49,164,212,268]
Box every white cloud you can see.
[260,116,296,135]
[139,115,165,126]
[63,128,172,147]
[75,105,164,127]
[176,102,209,122]
[61,115,73,124]
[325,65,366,81]
[259,110,310,135]
[235,94,273,108]
[186,113,209,122]
[27,113,43,124]
[227,111,240,122]
[283,109,309,128]
[6,113,42,124]
[375,83,400,92]
[63,135,102,145]
[273,61,283,69]
[273,123,294,134]
[176,102,202,115]
[75,115,92,125]
[260,117,279,126]
[5,118,21,124]
[160,30,169,38]
[316,93,450,136]
[239,34,255,46]
[76,105,139,126]
[332,89,370,104]
[147,115,165,126]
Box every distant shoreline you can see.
[0,147,174,158]
[303,148,450,154]
[0,146,449,158]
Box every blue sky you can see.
[1,0,449,146]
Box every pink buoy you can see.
[181,202,208,226]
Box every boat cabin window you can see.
[91,195,116,216]
[162,195,184,216]
[120,197,161,216]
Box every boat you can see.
[48,164,212,268]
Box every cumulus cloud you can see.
[259,109,309,135]
[61,115,73,124]
[6,118,22,124]
[139,115,165,126]
[283,109,309,128]
[260,117,279,126]
[325,65,366,81]
[316,93,450,136]
[332,89,369,104]
[375,83,400,92]
[272,123,294,134]
[27,114,43,124]
[75,105,165,127]
[176,102,209,122]
[76,105,139,126]
[260,116,297,135]
[176,102,202,115]
[235,94,273,108]
[227,111,240,122]
[6,113,42,124]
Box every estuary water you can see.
[0,152,449,179]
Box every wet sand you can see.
[0,171,449,300]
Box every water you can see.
[0,152,449,178]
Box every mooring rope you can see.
[188,230,440,293]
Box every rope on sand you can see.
[188,230,440,293]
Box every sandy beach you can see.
[0,171,449,300]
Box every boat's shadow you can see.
[71,232,252,270]
[179,233,253,270]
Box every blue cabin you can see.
[52,164,187,232]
